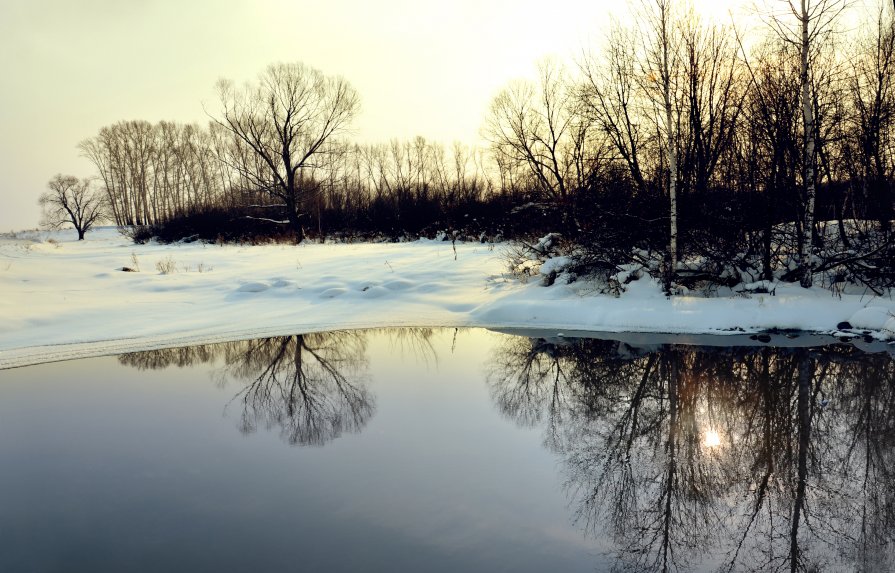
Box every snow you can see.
[539,256,571,276]
[236,282,271,293]
[1,227,894,369]
[848,306,895,331]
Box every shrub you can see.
[155,256,177,274]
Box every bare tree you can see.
[741,39,802,280]
[763,0,852,287]
[214,62,360,241]
[80,120,230,228]
[580,24,650,195]
[485,60,588,206]
[39,174,105,240]
[847,6,895,235]
[640,0,683,291]
[679,18,743,198]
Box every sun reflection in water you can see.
[704,429,722,448]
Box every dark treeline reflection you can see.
[488,336,895,573]
[119,332,373,446]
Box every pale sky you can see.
[0,0,749,231]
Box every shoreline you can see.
[2,228,893,369]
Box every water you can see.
[1,328,894,572]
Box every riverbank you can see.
[1,227,893,368]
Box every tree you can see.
[485,59,599,218]
[763,0,851,287]
[39,174,105,240]
[640,0,683,291]
[81,120,232,228]
[214,62,360,242]
[679,18,742,199]
[847,6,895,236]
[580,25,650,195]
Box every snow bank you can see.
[1,227,893,368]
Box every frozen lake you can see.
[1,328,893,572]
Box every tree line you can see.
[43,1,895,293]
[490,0,895,292]
[76,115,508,243]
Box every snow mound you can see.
[383,279,415,291]
[320,287,348,298]
[237,282,270,293]
[887,318,895,336]
[540,256,571,276]
[360,286,389,298]
[848,307,894,331]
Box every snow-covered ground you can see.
[1,227,894,368]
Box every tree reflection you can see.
[383,327,439,365]
[119,331,373,446]
[224,334,372,446]
[488,335,895,572]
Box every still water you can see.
[1,328,894,572]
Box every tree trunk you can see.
[287,207,303,243]
[799,0,817,288]
[661,5,678,293]
[763,213,773,281]
[667,96,678,288]
[284,175,304,243]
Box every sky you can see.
[0,0,752,232]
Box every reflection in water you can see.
[117,329,895,571]
[382,327,440,366]
[488,336,895,572]
[120,332,372,446]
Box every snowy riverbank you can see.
[1,227,894,368]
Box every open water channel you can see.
[2,328,894,572]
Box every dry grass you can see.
[155,256,177,275]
